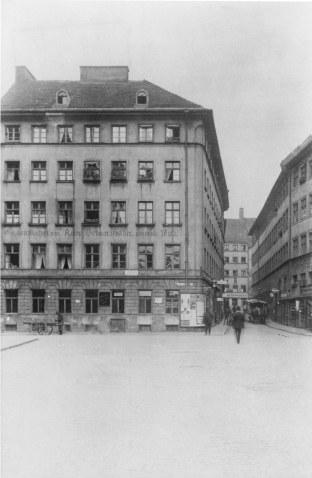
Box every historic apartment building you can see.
[1,65,229,332]
[222,208,255,310]
[249,136,312,330]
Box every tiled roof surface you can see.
[1,80,202,110]
[225,218,256,245]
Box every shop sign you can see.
[300,284,312,295]
[280,293,288,298]
[222,292,248,298]
[217,298,224,301]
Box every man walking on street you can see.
[56,310,64,335]
[232,306,245,344]
[203,308,213,335]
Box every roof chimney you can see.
[239,208,244,221]
[15,66,36,83]
[80,66,129,83]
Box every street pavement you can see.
[2,323,312,478]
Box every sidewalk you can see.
[265,318,312,336]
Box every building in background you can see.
[223,208,255,310]
[1,66,229,332]
[249,136,312,329]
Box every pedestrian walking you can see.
[232,306,245,344]
[203,308,213,335]
[55,310,64,335]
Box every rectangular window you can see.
[224,245,229,251]
[59,126,73,143]
[165,245,180,269]
[85,245,99,269]
[32,162,47,181]
[5,161,20,181]
[85,126,100,143]
[5,290,18,313]
[138,202,153,224]
[112,290,125,313]
[139,125,153,142]
[59,290,71,313]
[31,202,46,224]
[84,202,99,224]
[111,161,127,181]
[165,202,180,225]
[301,234,307,255]
[233,285,238,292]
[5,125,20,142]
[138,161,154,181]
[111,202,126,224]
[58,202,73,225]
[224,270,230,277]
[139,290,152,313]
[165,125,180,143]
[33,126,47,143]
[165,161,180,181]
[138,245,153,269]
[299,163,307,182]
[5,202,19,224]
[300,273,306,285]
[241,245,247,251]
[292,237,298,257]
[86,290,98,313]
[301,197,307,219]
[83,161,100,182]
[293,202,298,223]
[112,245,126,269]
[58,245,72,269]
[112,126,126,143]
[224,256,229,263]
[233,270,238,278]
[293,167,299,187]
[233,245,238,251]
[233,257,238,263]
[241,285,247,293]
[241,257,246,263]
[292,275,298,285]
[166,290,179,314]
[32,289,45,313]
[58,161,73,181]
[5,244,19,269]
[32,245,46,269]
[241,270,247,277]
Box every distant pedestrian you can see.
[232,306,245,344]
[56,310,64,335]
[203,308,213,335]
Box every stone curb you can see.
[265,321,312,337]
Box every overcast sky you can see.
[2,1,312,219]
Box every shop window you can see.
[5,290,18,313]
[165,162,180,181]
[165,202,180,225]
[112,291,125,313]
[112,245,126,269]
[112,126,126,143]
[85,290,98,313]
[84,202,99,225]
[33,126,47,143]
[5,244,19,269]
[111,202,126,224]
[138,245,153,269]
[32,161,47,181]
[59,126,72,143]
[32,245,46,269]
[166,125,180,143]
[85,245,99,269]
[58,202,73,225]
[32,289,45,313]
[59,290,71,313]
[31,202,46,224]
[166,290,179,314]
[5,125,20,142]
[165,245,180,269]
[139,291,152,313]
[58,245,72,269]
[5,161,20,181]
[111,161,127,181]
[138,202,153,224]
[83,161,100,182]
[138,161,154,181]
[139,125,153,142]
[85,126,100,143]
[5,202,19,224]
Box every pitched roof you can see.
[1,79,202,110]
[225,218,256,245]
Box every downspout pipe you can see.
[184,110,189,292]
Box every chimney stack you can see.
[239,208,244,221]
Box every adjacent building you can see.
[1,66,229,332]
[222,208,255,310]
[249,136,312,329]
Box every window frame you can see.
[138,290,152,314]
[83,161,100,182]
[293,202,298,223]
[85,125,100,143]
[111,201,126,225]
[5,290,18,313]
[165,290,179,314]
[57,201,73,225]
[58,161,73,181]
[112,290,125,313]
[4,244,19,269]
[139,125,153,143]
[31,161,47,182]
[57,244,73,269]
[138,201,153,225]
[31,201,46,225]
[5,161,20,182]
[137,91,148,105]
[165,244,181,270]
[165,125,180,143]
[32,126,47,143]
[85,290,99,314]
[59,289,72,313]
[5,125,20,143]
[32,289,45,313]
[138,161,154,181]
[165,201,180,225]
[85,244,100,269]
[112,244,126,269]
[84,201,100,225]
[165,161,180,182]
[58,125,73,143]
[5,202,19,224]
[112,125,127,143]
[111,161,127,182]
[31,244,47,269]
[138,244,154,269]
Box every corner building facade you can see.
[1,66,229,332]
[249,136,312,330]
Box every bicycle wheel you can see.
[38,322,46,335]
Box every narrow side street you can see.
[2,324,312,478]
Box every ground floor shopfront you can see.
[1,273,223,333]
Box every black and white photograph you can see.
[1,1,312,477]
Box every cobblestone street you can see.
[2,324,312,478]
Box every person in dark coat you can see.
[203,308,213,335]
[232,306,245,344]
[56,310,64,335]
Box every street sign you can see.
[270,293,274,297]
[272,289,280,293]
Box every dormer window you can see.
[137,91,147,105]
[57,91,68,105]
